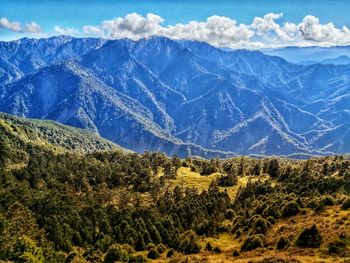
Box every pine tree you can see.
[268,159,280,178]
[296,224,322,248]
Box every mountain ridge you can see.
[0,36,349,157]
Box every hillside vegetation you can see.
[0,115,350,262]
[0,112,122,155]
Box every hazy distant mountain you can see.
[317,55,350,65]
[261,45,350,65]
[0,36,349,157]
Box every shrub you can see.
[322,196,336,206]
[156,243,166,254]
[328,238,347,255]
[263,205,280,219]
[213,247,221,253]
[252,217,268,234]
[232,250,240,257]
[241,234,264,251]
[147,248,160,259]
[103,245,129,263]
[178,230,201,254]
[296,225,322,248]
[281,201,299,217]
[205,242,213,251]
[166,248,175,258]
[276,236,289,250]
[341,198,350,210]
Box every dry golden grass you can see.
[200,233,241,253]
[167,167,222,192]
[163,167,264,200]
[265,205,350,248]
[146,205,350,263]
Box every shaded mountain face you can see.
[0,36,349,157]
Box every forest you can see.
[0,114,350,263]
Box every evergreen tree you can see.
[296,225,322,248]
[268,159,280,178]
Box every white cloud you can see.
[82,25,104,37]
[4,13,350,47]
[0,17,43,34]
[163,16,254,46]
[83,13,164,40]
[75,13,350,48]
[54,26,79,35]
[20,13,345,48]
[298,15,350,44]
[24,22,42,33]
[0,17,22,32]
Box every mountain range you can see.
[0,35,349,157]
[262,46,350,65]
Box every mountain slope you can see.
[0,112,122,153]
[0,36,349,157]
[0,61,234,158]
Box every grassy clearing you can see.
[167,167,221,192]
[164,167,260,200]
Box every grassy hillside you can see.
[0,112,124,155]
[0,115,350,262]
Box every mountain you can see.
[318,55,350,65]
[0,36,349,157]
[261,45,350,65]
[0,112,123,153]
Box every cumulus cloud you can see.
[53,13,350,48]
[163,16,254,46]
[0,17,22,32]
[4,13,350,47]
[0,17,43,34]
[82,25,105,37]
[54,26,79,35]
[24,22,42,33]
[298,15,350,44]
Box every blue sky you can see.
[2,0,350,48]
